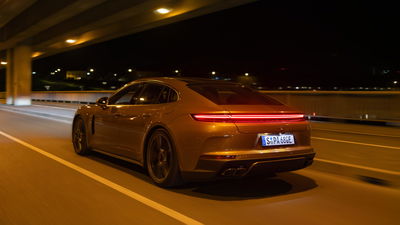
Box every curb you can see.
[310,158,400,189]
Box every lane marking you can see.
[312,136,400,150]
[314,158,400,176]
[0,130,203,225]
[312,128,400,138]
[0,107,71,124]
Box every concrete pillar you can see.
[6,45,32,106]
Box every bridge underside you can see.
[0,0,256,105]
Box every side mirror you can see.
[96,97,108,108]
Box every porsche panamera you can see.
[72,77,315,187]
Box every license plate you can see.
[261,134,295,146]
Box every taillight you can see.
[191,113,305,123]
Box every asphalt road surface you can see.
[0,109,399,225]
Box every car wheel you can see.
[146,128,183,187]
[72,117,90,155]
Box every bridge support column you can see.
[6,45,32,106]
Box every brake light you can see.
[192,114,305,123]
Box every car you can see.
[72,77,315,187]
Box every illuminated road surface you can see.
[0,109,399,225]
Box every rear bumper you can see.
[181,152,315,181]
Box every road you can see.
[0,108,399,225]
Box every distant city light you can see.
[211,71,216,75]
[77,77,82,80]
[57,68,61,71]
[65,39,77,44]
[114,73,117,76]
[89,68,94,72]
[155,8,171,14]
[175,70,179,73]
[50,72,55,75]
[0,61,7,65]
[32,72,36,75]
[244,73,249,76]
[128,69,133,72]
[102,82,107,85]
[394,81,398,84]
[87,72,91,75]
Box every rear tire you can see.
[72,117,91,155]
[146,128,183,187]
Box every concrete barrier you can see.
[1,90,400,121]
[262,91,400,121]
[31,91,113,104]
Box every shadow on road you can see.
[171,172,317,200]
[87,151,317,201]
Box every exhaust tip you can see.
[221,167,248,176]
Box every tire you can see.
[146,128,183,187]
[72,117,91,155]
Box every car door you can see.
[91,83,143,156]
[114,83,167,161]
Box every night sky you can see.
[25,0,400,88]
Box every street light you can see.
[175,70,179,73]
[211,71,216,75]
[128,69,133,72]
[394,81,398,85]
[65,39,76,44]
[244,73,249,76]
[89,68,94,72]
[155,8,171,14]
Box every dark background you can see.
[1,0,400,90]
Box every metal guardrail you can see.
[1,91,400,121]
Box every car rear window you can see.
[189,84,283,105]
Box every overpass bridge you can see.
[0,0,255,105]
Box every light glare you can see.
[66,39,76,43]
[155,8,171,14]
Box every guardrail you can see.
[1,90,400,121]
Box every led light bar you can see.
[192,113,305,123]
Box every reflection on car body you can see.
[72,77,315,187]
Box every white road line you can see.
[314,158,400,176]
[312,128,400,138]
[0,130,203,225]
[312,136,400,150]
